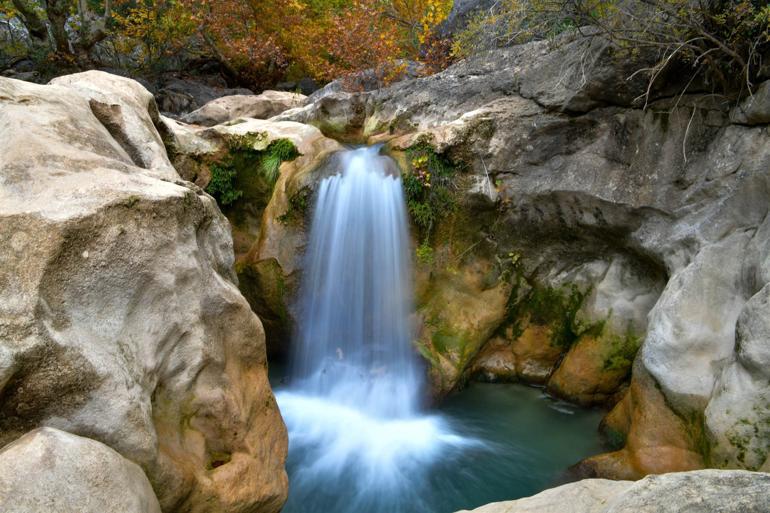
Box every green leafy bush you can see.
[205,138,299,207]
[207,163,243,205]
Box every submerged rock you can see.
[0,428,161,513]
[0,71,287,512]
[456,470,770,513]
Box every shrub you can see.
[402,144,457,244]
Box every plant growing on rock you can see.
[402,144,457,251]
[205,138,299,207]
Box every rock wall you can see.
[0,72,288,512]
[262,33,770,477]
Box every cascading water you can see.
[276,146,471,512]
[289,145,421,416]
[274,146,607,513]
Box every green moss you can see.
[602,330,642,371]
[415,242,434,265]
[207,163,243,205]
[205,138,299,208]
[260,138,300,184]
[522,284,591,349]
[279,185,313,225]
[430,326,474,371]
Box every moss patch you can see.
[278,185,313,225]
[205,138,299,208]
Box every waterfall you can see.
[276,146,472,513]
[289,146,421,417]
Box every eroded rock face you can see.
[160,113,342,357]
[182,91,307,127]
[271,33,770,478]
[0,72,287,512]
[0,428,161,513]
[456,470,770,513]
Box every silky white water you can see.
[276,146,474,512]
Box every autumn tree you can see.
[110,0,197,73]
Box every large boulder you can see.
[0,71,287,512]
[182,91,307,127]
[0,427,161,513]
[455,470,770,513]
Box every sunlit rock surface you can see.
[0,72,287,513]
[456,470,770,513]
[0,427,161,513]
[181,91,307,127]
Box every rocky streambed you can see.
[1,29,770,513]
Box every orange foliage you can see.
[181,0,454,88]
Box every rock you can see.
[50,71,177,179]
[730,80,770,125]
[456,470,770,513]
[161,114,341,356]
[0,72,287,513]
[0,427,161,513]
[155,76,254,115]
[455,479,632,513]
[704,282,770,470]
[575,365,703,480]
[182,91,307,127]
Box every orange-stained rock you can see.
[471,322,564,384]
[546,335,632,406]
[575,366,704,479]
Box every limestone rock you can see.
[456,470,770,513]
[272,32,770,476]
[0,428,161,513]
[155,76,254,115]
[182,91,307,127]
[49,71,177,180]
[730,80,770,125]
[455,479,631,513]
[0,72,287,513]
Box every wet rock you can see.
[0,428,161,513]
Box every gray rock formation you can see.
[0,71,287,512]
[0,427,161,513]
[272,33,770,475]
[456,470,770,513]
